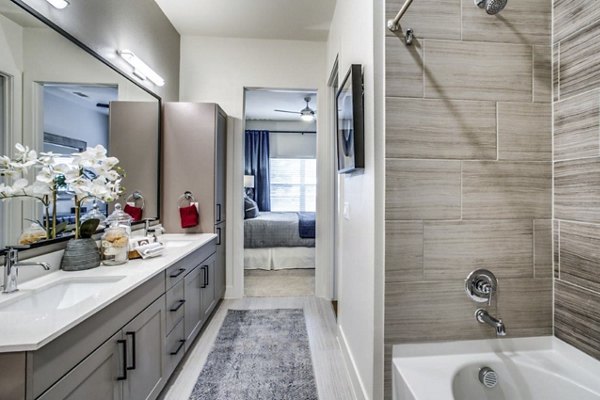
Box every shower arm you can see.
[387,0,414,32]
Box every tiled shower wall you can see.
[383,0,552,395]
[554,0,600,361]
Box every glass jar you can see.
[81,200,107,229]
[105,203,133,235]
[101,222,129,265]
[19,223,47,245]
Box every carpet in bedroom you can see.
[245,269,314,297]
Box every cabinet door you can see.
[215,224,226,300]
[184,265,203,349]
[201,254,217,320]
[37,332,123,400]
[122,296,166,400]
[215,110,227,224]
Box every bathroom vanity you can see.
[0,234,222,400]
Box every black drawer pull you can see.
[169,268,186,278]
[216,203,221,222]
[125,332,136,370]
[200,266,207,288]
[117,339,127,381]
[216,227,221,245]
[170,339,186,355]
[170,299,186,312]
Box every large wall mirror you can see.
[0,0,160,250]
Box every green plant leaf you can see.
[79,218,100,239]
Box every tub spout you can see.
[475,309,506,336]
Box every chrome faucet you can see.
[145,220,165,243]
[2,247,51,294]
[475,309,506,336]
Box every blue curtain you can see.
[245,130,270,211]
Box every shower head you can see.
[475,0,508,15]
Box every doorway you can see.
[242,88,318,297]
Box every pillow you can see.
[244,196,259,219]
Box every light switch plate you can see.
[343,202,350,220]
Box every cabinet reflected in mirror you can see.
[0,1,160,249]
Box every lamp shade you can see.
[244,175,255,188]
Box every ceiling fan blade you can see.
[274,109,302,114]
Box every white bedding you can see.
[244,247,315,270]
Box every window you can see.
[270,158,316,212]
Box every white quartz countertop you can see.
[0,233,217,352]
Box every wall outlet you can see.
[343,202,350,220]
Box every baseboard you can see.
[338,325,369,400]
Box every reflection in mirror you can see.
[0,1,160,250]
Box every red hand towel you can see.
[180,204,199,228]
[124,204,143,222]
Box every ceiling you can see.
[245,90,317,121]
[44,84,118,116]
[153,0,336,41]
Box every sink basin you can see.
[164,240,194,248]
[0,276,126,312]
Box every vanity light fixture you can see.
[45,0,69,9]
[117,50,165,87]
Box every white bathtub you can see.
[393,337,600,400]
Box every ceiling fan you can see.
[274,96,316,122]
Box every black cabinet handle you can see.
[200,266,207,288]
[169,268,186,278]
[205,265,209,286]
[170,299,186,312]
[117,339,127,381]
[125,332,136,370]
[216,227,221,245]
[170,339,186,355]
[216,204,221,222]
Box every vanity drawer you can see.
[166,239,217,290]
[165,319,186,378]
[166,279,185,335]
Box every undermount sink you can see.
[0,276,126,312]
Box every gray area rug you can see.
[189,309,319,400]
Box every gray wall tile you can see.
[555,157,600,223]
[554,220,560,278]
[386,98,497,159]
[461,0,550,45]
[559,21,600,100]
[498,102,551,161]
[463,162,552,219]
[385,160,461,220]
[386,0,461,40]
[385,278,552,343]
[534,219,552,278]
[554,0,600,43]
[385,221,424,282]
[424,40,532,101]
[386,37,423,98]
[555,280,600,360]
[554,90,600,161]
[559,221,600,292]
[553,43,560,102]
[423,220,534,279]
[534,46,552,103]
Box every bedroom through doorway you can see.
[243,89,317,297]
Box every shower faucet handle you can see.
[465,269,498,305]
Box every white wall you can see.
[245,120,317,159]
[325,0,385,398]
[43,91,109,149]
[179,36,331,299]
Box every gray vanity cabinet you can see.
[184,265,204,350]
[122,297,167,400]
[215,223,226,300]
[36,332,123,400]
[201,254,217,321]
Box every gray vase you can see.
[61,238,101,271]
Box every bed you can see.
[244,212,315,270]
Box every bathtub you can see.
[393,337,600,400]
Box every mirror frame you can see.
[0,0,163,256]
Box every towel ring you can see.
[126,191,145,209]
[177,191,197,208]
